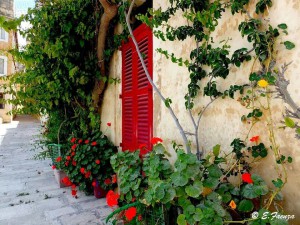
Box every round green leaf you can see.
[238,199,254,212]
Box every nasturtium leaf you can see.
[177,214,187,225]
[238,199,254,212]
[284,41,295,50]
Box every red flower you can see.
[85,171,91,178]
[124,207,137,221]
[95,159,100,164]
[242,173,253,184]
[80,168,85,174]
[84,140,89,144]
[112,174,117,184]
[56,156,62,162]
[151,137,163,145]
[71,137,76,143]
[107,122,111,127]
[71,189,77,196]
[65,161,69,166]
[52,165,56,170]
[139,144,147,149]
[72,160,77,166]
[141,171,146,177]
[72,184,76,189]
[71,144,77,150]
[250,136,259,143]
[104,178,111,185]
[131,198,136,202]
[92,181,96,187]
[138,215,142,221]
[91,141,97,146]
[61,177,72,186]
[71,152,75,156]
[78,139,83,144]
[106,190,119,207]
[66,156,71,160]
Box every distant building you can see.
[0,0,15,123]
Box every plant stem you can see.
[124,0,191,153]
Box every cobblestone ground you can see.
[0,115,112,225]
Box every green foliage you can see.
[57,128,117,193]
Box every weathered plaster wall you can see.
[152,0,300,222]
[100,0,300,221]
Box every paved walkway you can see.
[0,115,112,225]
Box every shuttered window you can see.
[121,24,153,153]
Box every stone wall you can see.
[100,0,300,221]
[0,0,14,19]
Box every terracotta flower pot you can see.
[93,179,107,198]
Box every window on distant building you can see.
[0,56,8,76]
[0,93,4,109]
[0,28,8,42]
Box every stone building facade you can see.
[0,0,14,123]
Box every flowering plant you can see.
[106,137,289,225]
[55,128,117,195]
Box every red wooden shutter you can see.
[121,24,153,152]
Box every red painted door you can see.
[121,24,153,153]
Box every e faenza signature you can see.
[262,212,295,221]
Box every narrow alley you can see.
[0,115,111,225]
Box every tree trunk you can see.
[92,0,118,111]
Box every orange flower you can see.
[250,136,259,143]
[229,200,236,209]
[242,173,253,184]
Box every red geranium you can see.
[242,173,253,184]
[61,177,72,186]
[71,189,77,196]
[95,159,100,164]
[70,137,76,143]
[250,136,259,143]
[107,122,111,127]
[66,156,71,160]
[56,156,62,162]
[104,178,111,185]
[138,215,142,221]
[151,137,163,145]
[84,140,89,144]
[106,190,119,207]
[71,152,75,156]
[78,139,83,144]
[91,141,97,146]
[72,184,76,189]
[65,161,69,166]
[72,160,77,166]
[124,207,137,221]
[92,181,96,187]
[85,171,91,178]
[71,144,77,150]
[52,165,56,170]
[112,174,117,184]
[80,168,85,174]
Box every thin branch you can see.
[124,0,191,153]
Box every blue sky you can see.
[15,0,35,17]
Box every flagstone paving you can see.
[0,115,112,225]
